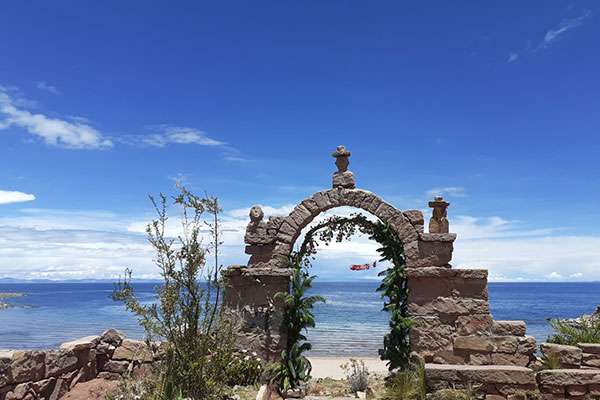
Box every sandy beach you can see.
[308,357,388,379]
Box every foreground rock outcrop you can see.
[0,329,156,400]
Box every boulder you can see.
[59,336,99,352]
[10,351,45,384]
[112,339,153,363]
[45,350,79,377]
[103,360,130,374]
[100,329,124,346]
[0,350,14,386]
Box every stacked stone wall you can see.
[0,330,157,400]
[407,267,536,367]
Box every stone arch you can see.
[268,187,423,268]
[244,187,455,270]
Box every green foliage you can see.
[268,260,325,393]
[225,350,263,386]
[372,222,411,371]
[381,362,427,400]
[341,359,370,393]
[547,316,600,345]
[112,187,239,400]
[540,352,562,370]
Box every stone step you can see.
[425,363,537,397]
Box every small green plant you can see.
[341,358,370,393]
[381,362,427,400]
[225,350,263,386]
[547,316,600,345]
[540,351,562,370]
[268,259,325,393]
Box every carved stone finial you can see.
[249,205,264,225]
[428,196,450,233]
[332,145,355,189]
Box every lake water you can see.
[1,281,599,356]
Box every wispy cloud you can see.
[426,186,466,198]
[0,87,112,149]
[507,53,519,63]
[142,125,224,147]
[542,10,592,48]
[0,190,36,205]
[2,202,598,282]
[34,81,60,95]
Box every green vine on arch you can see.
[270,213,412,393]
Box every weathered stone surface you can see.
[332,171,355,189]
[425,364,536,385]
[491,353,531,367]
[469,353,491,365]
[582,352,600,368]
[32,377,56,397]
[517,336,537,355]
[578,343,600,355]
[566,384,587,396]
[45,350,79,377]
[112,340,153,363]
[0,350,13,387]
[5,382,33,400]
[493,321,527,337]
[404,210,424,227]
[103,360,130,374]
[10,351,45,383]
[408,268,488,304]
[540,343,582,368]
[413,238,455,268]
[59,336,99,352]
[410,316,454,359]
[456,315,493,336]
[409,297,489,316]
[537,369,600,386]
[454,336,518,354]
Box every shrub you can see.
[381,362,427,400]
[225,350,263,386]
[113,187,238,400]
[341,359,369,393]
[547,316,600,345]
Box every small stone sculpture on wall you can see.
[428,196,450,233]
[332,145,356,189]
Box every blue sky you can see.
[1,1,599,281]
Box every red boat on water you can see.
[350,261,377,271]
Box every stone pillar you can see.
[222,265,290,361]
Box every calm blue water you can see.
[1,282,599,356]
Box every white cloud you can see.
[35,81,60,95]
[542,10,592,47]
[0,190,36,205]
[1,203,600,282]
[426,187,466,198]
[508,53,519,63]
[142,126,224,147]
[0,88,111,149]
